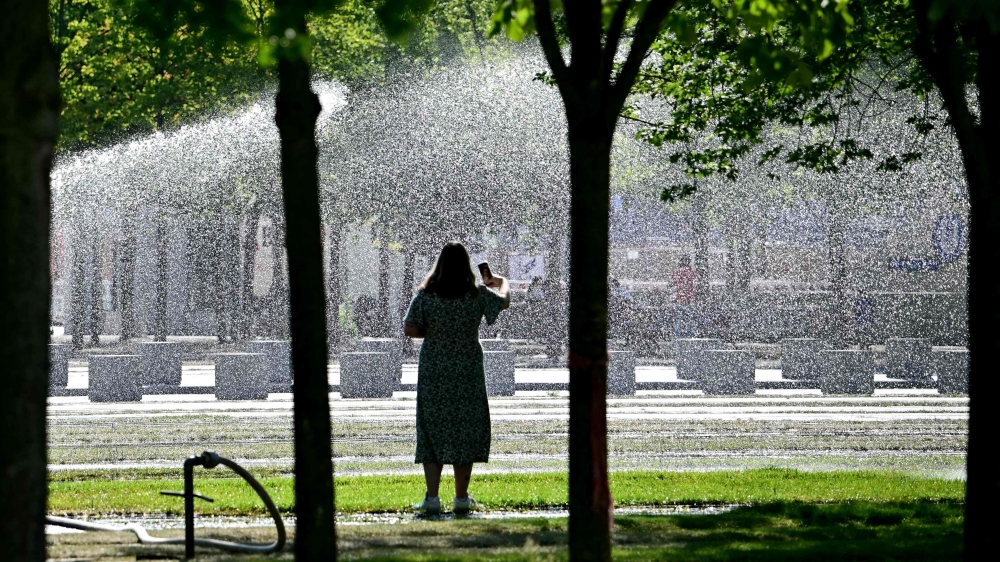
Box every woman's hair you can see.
[420,241,478,299]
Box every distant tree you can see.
[0,3,61,561]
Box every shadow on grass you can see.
[347,501,963,562]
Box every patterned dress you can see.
[404,285,505,465]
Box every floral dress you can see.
[404,285,505,465]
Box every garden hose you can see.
[46,451,286,556]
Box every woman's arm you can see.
[403,321,424,338]
[486,276,512,310]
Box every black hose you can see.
[46,452,286,555]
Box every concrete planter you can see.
[49,343,71,388]
[214,353,267,400]
[818,350,874,395]
[675,338,723,382]
[356,338,402,391]
[484,350,515,396]
[885,338,932,379]
[135,341,182,385]
[702,350,755,395]
[246,340,292,384]
[780,338,826,380]
[934,349,969,394]
[88,354,143,402]
[608,350,636,395]
[340,352,395,399]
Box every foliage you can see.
[51,0,502,151]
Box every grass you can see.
[48,468,964,516]
[47,502,965,561]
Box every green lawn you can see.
[48,468,963,516]
[47,503,965,561]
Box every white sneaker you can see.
[414,495,441,514]
[452,496,479,514]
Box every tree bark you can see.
[154,215,169,341]
[326,219,343,348]
[70,226,87,349]
[566,114,613,562]
[89,232,103,345]
[0,1,59,559]
[826,205,851,347]
[377,227,392,337]
[273,3,337,558]
[120,219,138,340]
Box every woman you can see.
[403,242,510,514]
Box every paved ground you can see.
[49,363,967,477]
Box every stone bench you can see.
[340,352,395,399]
[88,354,143,402]
[246,340,292,384]
[675,338,723,382]
[214,352,268,400]
[356,338,401,390]
[885,338,932,379]
[608,350,636,395]
[701,350,755,395]
[818,350,874,395]
[484,350,515,396]
[780,338,826,380]
[135,341,182,385]
[934,349,969,394]
[49,343,71,389]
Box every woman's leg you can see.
[423,463,443,497]
[453,464,473,499]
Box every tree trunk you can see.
[691,192,710,297]
[377,227,392,337]
[963,23,999,561]
[89,232,103,345]
[0,1,59,559]
[826,205,851,347]
[240,206,261,341]
[326,219,343,348]
[154,215,169,341]
[273,3,337,558]
[70,226,87,349]
[566,117,613,562]
[120,220,138,340]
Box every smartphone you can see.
[477,261,493,281]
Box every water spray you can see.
[46,451,286,558]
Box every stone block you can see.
[480,339,511,352]
[885,338,932,379]
[780,338,826,380]
[356,338,402,390]
[484,351,515,396]
[701,350,755,395]
[49,343,71,388]
[340,352,395,399]
[675,338,723,382]
[88,354,143,402]
[135,341,182,385]
[214,353,268,401]
[934,349,969,394]
[608,350,636,395]
[246,340,292,384]
[818,350,874,394]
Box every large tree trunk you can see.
[963,22,999,561]
[70,226,87,349]
[120,219,138,340]
[89,232,103,345]
[566,116,613,562]
[826,204,852,347]
[273,3,337,557]
[0,1,59,559]
[377,228,392,337]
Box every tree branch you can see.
[608,0,678,122]
[535,0,572,99]
[601,0,634,86]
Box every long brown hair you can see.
[420,241,478,299]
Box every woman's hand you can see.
[485,275,511,310]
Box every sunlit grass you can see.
[48,468,963,516]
